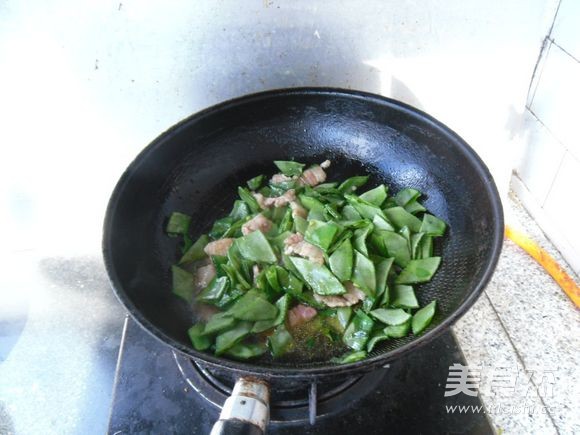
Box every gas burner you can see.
[172,351,388,425]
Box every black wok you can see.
[103,88,503,433]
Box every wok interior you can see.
[106,90,501,370]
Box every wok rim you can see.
[102,87,504,378]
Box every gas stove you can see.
[108,317,493,434]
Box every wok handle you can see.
[209,377,270,435]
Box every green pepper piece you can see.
[380,284,391,307]
[268,206,286,223]
[228,290,278,321]
[359,184,387,207]
[366,331,389,352]
[171,265,195,303]
[405,200,427,215]
[323,203,341,220]
[274,160,305,176]
[246,175,265,191]
[238,186,261,213]
[226,245,252,289]
[264,266,282,293]
[226,341,268,360]
[329,239,353,281]
[420,214,447,237]
[341,204,362,220]
[412,300,437,335]
[197,276,229,304]
[384,206,422,232]
[375,257,394,299]
[293,215,308,234]
[209,216,234,239]
[384,319,411,338]
[307,208,326,222]
[351,250,376,297]
[299,194,325,212]
[370,230,410,267]
[281,270,305,295]
[327,229,353,255]
[336,306,352,330]
[419,236,433,259]
[203,312,236,335]
[370,308,412,326]
[215,321,253,355]
[230,200,251,221]
[410,232,424,260]
[372,214,395,231]
[390,285,419,309]
[166,212,191,236]
[289,257,346,295]
[252,294,291,333]
[258,186,272,196]
[179,234,210,264]
[315,182,338,190]
[362,296,376,312]
[304,220,340,251]
[278,207,294,233]
[394,188,421,207]
[399,226,412,254]
[344,194,387,220]
[395,257,441,284]
[343,310,374,351]
[331,350,367,363]
[338,176,369,193]
[353,224,373,256]
[339,220,369,230]
[188,324,212,350]
[214,287,244,310]
[236,231,277,263]
[268,325,294,357]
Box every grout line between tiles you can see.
[526,0,561,107]
[540,150,566,208]
[449,329,498,434]
[549,38,580,64]
[546,0,562,38]
[483,290,561,434]
[520,108,568,207]
[526,38,551,108]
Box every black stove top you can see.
[108,317,493,434]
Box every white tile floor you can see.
[453,193,580,434]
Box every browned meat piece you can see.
[299,164,327,186]
[313,282,366,307]
[194,264,216,290]
[204,238,234,256]
[193,303,219,322]
[283,233,325,265]
[287,304,318,328]
[242,213,273,235]
[289,201,307,218]
[253,189,297,209]
[271,173,293,184]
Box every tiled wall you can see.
[513,0,580,275]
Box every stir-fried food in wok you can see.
[166,160,445,363]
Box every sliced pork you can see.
[204,238,235,256]
[287,304,318,328]
[312,282,366,307]
[283,233,325,265]
[194,264,216,290]
[242,213,273,235]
